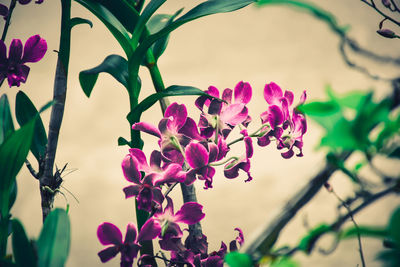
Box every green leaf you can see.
[69,17,93,29]
[117,136,131,147]
[0,259,17,267]
[376,249,400,267]
[74,0,133,57]
[340,225,387,240]
[297,223,331,253]
[256,0,348,36]
[0,120,35,217]
[224,252,252,267]
[0,94,15,145]
[388,207,400,246]
[8,181,17,210]
[388,147,400,159]
[15,91,47,163]
[37,208,70,267]
[79,55,130,97]
[270,257,299,267]
[12,219,37,267]
[297,101,339,116]
[319,118,358,151]
[130,0,167,47]
[126,85,218,124]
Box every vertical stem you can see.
[40,0,71,222]
[1,0,16,42]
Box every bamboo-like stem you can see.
[40,0,71,222]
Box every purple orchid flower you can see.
[0,4,8,20]
[97,222,149,267]
[17,0,44,4]
[224,130,253,182]
[140,197,205,251]
[0,35,47,87]
[195,81,252,139]
[278,109,307,158]
[133,102,202,164]
[122,149,185,212]
[185,141,219,189]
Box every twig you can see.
[361,0,400,27]
[25,160,39,179]
[1,0,16,42]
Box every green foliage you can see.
[296,101,339,116]
[0,94,15,145]
[69,17,93,29]
[74,0,133,57]
[270,257,299,267]
[79,54,137,97]
[256,0,348,36]
[12,219,37,267]
[340,225,387,240]
[297,223,331,253]
[37,209,70,267]
[126,85,219,124]
[15,91,47,163]
[225,251,253,267]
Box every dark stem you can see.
[25,160,39,179]
[361,0,400,27]
[40,0,71,222]
[1,0,16,42]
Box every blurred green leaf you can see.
[8,181,17,210]
[224,251,252,267]
[320,118,357,151]
[0,259,17,267]
[37,208,70,267]
[74,0,133,56]
[69,17,93,29]
[270,257,299,267]
[297,224,331,253]
[340,225,387,240]
[376,249,400,267]
[256,0,348,36]
[388,207,400,246]
[15,91,47,163]
[297,101,339,116]
[79,55,136,97]
[12,219,37,267]
[0,94,15,145]
[127,85,218,124]
[388,147,400,159]
[0,120,35,217]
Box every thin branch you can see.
[361,0,400,27]
[25,160,39,179]
[1,0,16,42]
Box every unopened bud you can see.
[377,28,396,38]
[324,182,333,192]
[382,0,391,8]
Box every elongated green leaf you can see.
[37,208,70,267]
[131,0,167,47]
[270,257,299,267]
[388,207,400,246]
[340,225,387,240]
[256,0,348,36]
[12,219,37,267]
[297,101,339,116]
[225,252,252,267]
[126,85,218,124]
[8,181,17,210]
[0,120,35,217]
[297,224,331,253]
[15,91,47,162]
[69,17,93,29]
[0,259,17,267]
[0,94,15,145]
[79,55,131,97]
[74,0,133,57]
[320,117,357,150]
[388,147,400,159]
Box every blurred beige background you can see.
[2,0,400,266]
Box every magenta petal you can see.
[175,202,205,225]
[179,117,203,140]
[206,85,220,98]
[123,185,140,198]
[132,122,161,138]
[98,222,123,245]
[98,246,119,263]
[129,148,150,172]
[138,218,161,242]
[268,105,284,128]
[161,222,183,239]
[20,64,29,81]
[137,185,153,212]
[220,104,247,125]
[158,163,184,184]
[121,154,141,184]
[152,188,164,205]
[8,39,22,63]
[208,143,219,163]
[149,150,162,170]
[185,142,209,169]
[234,81,252,104]
[22,35,47,63]
[281,149,294,159]
[244,136,253,159]
[284,90,294,105]
[264,82,283,105]
[159,237,185,252]
[208,99,222,115]
[165,102,187,131]
[299,90,307,105]
[124,223,138,244]
[0,4,8,18]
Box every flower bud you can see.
[377,28,397,38]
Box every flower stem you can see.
[227,123,269,147]
[1,0,16,42]
[40,0,71,222]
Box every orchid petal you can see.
[284,90,294,105]
[165,102,187,132]
[222,88,233,104]
[0,41,6,62]
[138,218,161,242]
[124,223,137,244]
[121,154,141,184]
[137,185,153,212]
[97,222,123,245]
[220,104,247,126]
[179,117,203,140]
[98,246,119,263]
[22,35,47,63]
[268,105,284,128]
[152,188,164,205]
[8,39,22,63]
[123,185,141,199]
[129,148,151,172]
[132,122,161,138]
[185,142,209,169]
[149,150,162,170]
[175,202,205,225]
[263,82,283,105]
[234,81,252,104]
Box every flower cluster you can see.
[97,81,307,266]
[0,35,47,87]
